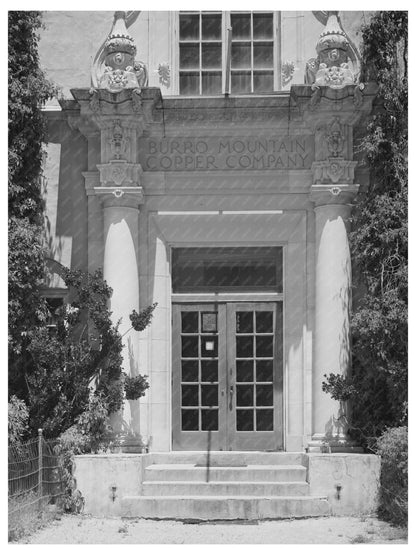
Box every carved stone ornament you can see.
[97,161,143,187]
[310,87,322,110]
[131,88,142,113]
[157,62,170,88]
[314,62,355,89]
[326,117,345,157]
[282,61,296,86]
[92,12,148,94]
[89,88,100,113]
[111,164,127,186]
[353,82,365,108]
[305,12,358,89]
[312,158,357,184]
[109,120,130,160]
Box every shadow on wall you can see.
[323,250,353,441]
[46,119,88,274]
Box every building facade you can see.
[40,11,377,452]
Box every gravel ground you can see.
[21,514,407,544]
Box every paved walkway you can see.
[23,514,407,544]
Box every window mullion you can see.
[275,11,282,91]
[223,11,230,94]
[199,12,202,95]
[250,12,254,93]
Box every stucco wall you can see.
[74,454,149,517]
[306,454,381,516]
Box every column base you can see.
[307,434,364,454]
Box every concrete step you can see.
[142,480,309,496]
[121,495,331,520]
[144,464,307,483]
[148,452,304,466]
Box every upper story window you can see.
[230,12,274,93]
[179,12,223,95]
[178,11,280,96]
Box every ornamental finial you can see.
[305,11,358,89]
[91,11,148,93]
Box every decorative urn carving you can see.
[305,11,358,89]
[92,11,148,94]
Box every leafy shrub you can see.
[8,11,57,408]
[322,373,358,402]
[8,396,29,445]
[124,374,149,400]
[54,424,88,512]
[130,302,157,331]
[376,426,408,526]
[76,395,114,454]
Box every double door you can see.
[172,302,283,451]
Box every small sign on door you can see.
[205,341,215,351]
[202,312,217,332]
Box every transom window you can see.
[172,247,283,292]
[178,11,279,95]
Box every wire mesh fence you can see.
[8,430,65,539]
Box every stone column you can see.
[101,193,143,434]
[309,184,359,451]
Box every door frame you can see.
[172,297,284,451]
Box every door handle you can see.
[229,385,234,411]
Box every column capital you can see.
[309,183,360,207]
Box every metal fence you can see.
[8,429,65,537]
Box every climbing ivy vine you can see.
[322,12,408,446]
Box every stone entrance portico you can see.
[45,11,378,454]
